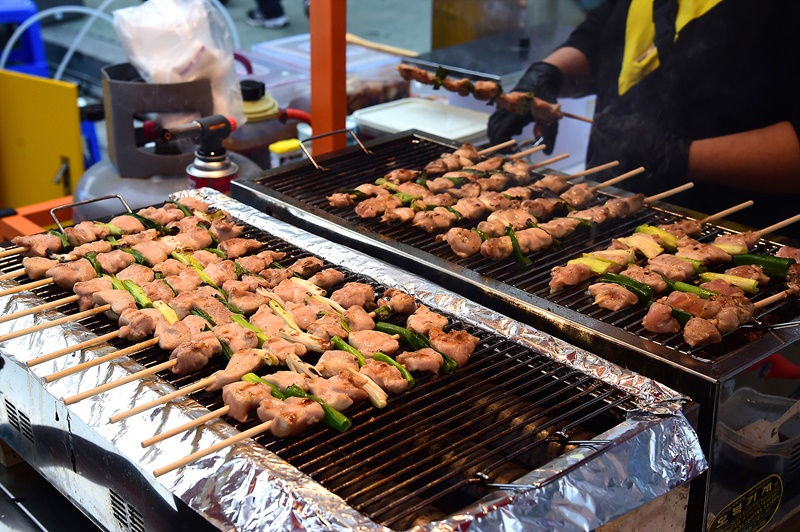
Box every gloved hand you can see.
[487,62,563,154]
[590,108,691,188]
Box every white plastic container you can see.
[352,98,490,145]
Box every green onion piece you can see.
[445,176,470,187]
[216,294,244,315]
[234,261,249,279]
[217,337,234,360]
[334,189,367,200]
[121,280,153,308]
[203,247,227,259]
[416,171,428,187]
[84,251,103,276]
[616,234,664,259]
[568,216,594,230]
[191,307,216,326]
[283,384,352,432]
[374,177,396,192]
[47,230,70,250]
[568,256,613,276]
[505,226,532,265]
[330,335,366,366]
[713,243,748,256]
[161,279,178,296]
[121,247,152,267]
[241,373,286,400]
[460,168,488,177]
[471,228,490,241]
[171,251,218,288]
[372,305,392,321]
[445,206,463,221]
[600,272,653,303]
[231,314,269,347]
[372,352,414,389]
[93,221,125,236]
[106,274,125,291]
[433,65,448,89]
[395,192,421,206]
[732,254,795,279]
[698,272,759,294]
[165,200,193,217]
[269,299,300,331]
[153,300,180,324]
[107,235,121,248]
[668,280,718,299]
[634,224,678,251]
[373,322,457,374]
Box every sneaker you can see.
[245,10,289,29]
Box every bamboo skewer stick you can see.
[508,144,548,160]
[27,330,118,367]
[0,294,79,325]
[588,166,646,193]
[44,337,160,382]
[64,359,177,405]
[0,268,25,281]
[560,110,593,124]
[644,182,694,203]
[753,213,800,239]
[0,304,111,343]
[529,152,570,169]
[698,201,754,225]
[565,160,620,180]
[142,406,231,448]
[110,376,216,423]
[478,139,516,156]
[0,277,54,297]
[754,288,799,310]
[153,420,274,477]
[0,247,24,258]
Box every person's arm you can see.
[539,47,593,98]
[688,121,800,194]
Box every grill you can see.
[231,131,800,530]
[0,191,701,531]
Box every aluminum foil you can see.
[0,188,706,531]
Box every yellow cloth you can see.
[618,0,726,96]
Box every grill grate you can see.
[1,207,640,530]
[236,133,800,364]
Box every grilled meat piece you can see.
[316,350,360,378]
[642,302,681,334]
[218,238,263,259]
[620,264,668,294]
[116,263,155,285]
[96,250,136,275]
[437,227,482,258]
[331,282,375,309]
[348,330,400,357]
[676,238,732,264]
[428,327,478,367]
[206,348,264,392]
[257,396,325,437]
[537,217,581,239]
[588,283,638,311]
[480,236,513,261]
[549,263,592,294]
[169,330,221,374]
[407,305,448,336]
[378,288,417,315]
[396,348,444,373]
[344,305,375,331]
[118,308,163,341]
[360,358,408,394]
[222,381,274,422]
[560,183,594,209]
[355,195,402,219]
[412,207,458,233]
[684,317,721,348]
[776,245,800,262]
[646,254,695,282]
[22,256,59,280]
[46,258,96,289]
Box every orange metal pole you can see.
[310,0,348,155]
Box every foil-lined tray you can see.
[0,189,706,531]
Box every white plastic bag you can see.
[113,0,244,127]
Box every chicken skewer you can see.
[0,304,112,343]
[443,167,650,261]
[549,201,758,294]
[478,139,516,156]
[27,331,118,367]
[0,294,79,326]
[395,64,593,123]
[0,246,25,258]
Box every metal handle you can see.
[477,439,614,491]
[50,194,133,233]
[298,128,371,171]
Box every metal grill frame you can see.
[0,192,694,531]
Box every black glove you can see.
[590,108,690,191]
[487,62,563,154]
